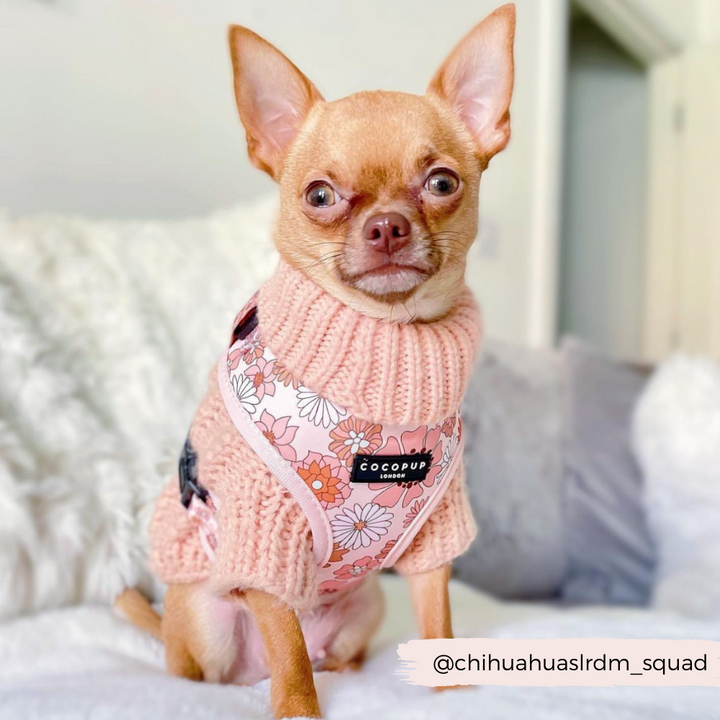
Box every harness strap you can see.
[217,356,333,565]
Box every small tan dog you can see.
[119,5,514,718]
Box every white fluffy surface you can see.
[1,576,717,720]
[633,355,720,619]
[0,201,279,619]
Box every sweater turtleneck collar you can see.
[256,261,482,426]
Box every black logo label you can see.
[350,453,433,483]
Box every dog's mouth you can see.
[338,259,436,300]
[354,262,428,279]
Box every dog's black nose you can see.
[362,213,411,255]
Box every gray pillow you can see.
[559,338,656,605]
[455,341,567,599]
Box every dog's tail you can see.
[115,588,162,640]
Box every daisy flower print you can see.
[331,502,393,550]
[296,387,346,428]
[232,373,260,414]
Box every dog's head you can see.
[229,4,515,320]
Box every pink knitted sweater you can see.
[149,261,481,611]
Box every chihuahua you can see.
[119,5,515,718]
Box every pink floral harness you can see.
[182,297,464,594]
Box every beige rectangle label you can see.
[397,638,720,686]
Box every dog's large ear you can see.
[229,26,323,179]
[428,4,515,164]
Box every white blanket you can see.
[0,202,279,618]
[1,577,717,720]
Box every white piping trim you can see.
[217,358,332,565]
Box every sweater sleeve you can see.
[393,464,477,576]
[149,476,212,585]
[207,441,319,612]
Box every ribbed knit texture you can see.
[149,370,319,609]
[149,262,481,611]
[257,261,481,425]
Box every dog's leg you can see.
[115,588,162,639]
[407,564,463,691]
[162,584,205,681]
[407,564,453,639]
[163,582,245,684]
[165,630,204,681]
[244,589,321,719]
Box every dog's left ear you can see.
[428,4,515,164]
[228,26,324,179]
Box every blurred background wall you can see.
[0,0,718,359]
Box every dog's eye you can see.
[425,171,459,197]
[305,182,336,208]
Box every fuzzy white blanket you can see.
[1,576,717,720]
[0,201,278,618]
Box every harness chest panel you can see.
[184,298,464,594]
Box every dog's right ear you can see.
[228,26,323,179]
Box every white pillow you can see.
[632,355,720,618]
[0,197,278,619]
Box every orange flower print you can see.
[333,556,380,582]
[329,418,384,467]
[402,499,427,528]
[294,451,350,509]
[228,339,263,370]
[323,542,350,569]
[242,341,264,365]
[441,415,456,438]
[272,360,300,389]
